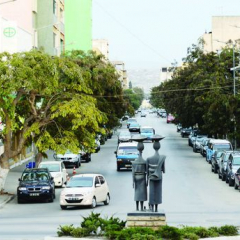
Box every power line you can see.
[94,0,172,64]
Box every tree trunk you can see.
[35,152,43,167]
[0,167,9,193]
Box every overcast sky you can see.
[92,0,240,70]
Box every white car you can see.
[53,150,81,168]
[60,174,110,210]
[38,161,68,187]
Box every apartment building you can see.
[160,67,173,83]
[202,16,240,53]
[35,0,65,56]
[92,39,109,59]
[112,61,129,90]
[65,0,92,52]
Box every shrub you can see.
[132,233,159,240]
[218,225,238,236]
[70,227,89,238]
[182,232,199,240]
[57,224,75,237]
[157,225,182,240]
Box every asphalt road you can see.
[1,113,240,240]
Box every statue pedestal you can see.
[126,211,166,230]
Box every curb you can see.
[0,194,15,209]
[45,237,106,240]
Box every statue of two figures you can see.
[132,135,166,212]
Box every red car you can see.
[167,114,175,123]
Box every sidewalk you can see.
[0,193,14,209]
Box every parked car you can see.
[211,150,224,173]
[226,152,240,186]
[127,118,137,128]
[129,122,141,133]
[79,150,91,163]
[200,138,210,157]
[140,111,147,117]
[94,139,101,152]
[114,142,138,171]
[206,139,232,164]
[53,150,81,168]
[188,129,200,146]
[181,127,192,138]
[118,131,132,144]
[218,150,233,181]
[17,168,55,203]
[234,168,240,190]
[60,174,110,210]
[177,124,182,132]
[38,161,68,187]
[140,126,155,140]
[192,135,208,153]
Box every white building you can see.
[92,39,109,59]
[160,67,173,83]
[0,16,32,53]
[201,16,240,53]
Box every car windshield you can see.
[213,144,231,150]
[128,119,136,123]
[21,172,49,181]
[67,177,93,188]
[118,146,138,155]
[120,132,131,137]
[40,164,60,172]
[141,128,153,133]
[130,123,139,127]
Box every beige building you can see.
[112,61,129,90]
[202,16,240,53]
[92,39,109,59]
[160,67,173,83]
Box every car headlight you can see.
[42,186,51,190]
[18,187,27,191]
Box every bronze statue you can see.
[132,135,147,211]
[146,135,165,212]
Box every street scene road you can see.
[1,113,240,239]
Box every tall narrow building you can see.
[35,0,65,56]
[65,0,92,52]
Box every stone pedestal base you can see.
[126,211,166,230]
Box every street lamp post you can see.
[214,39,238,149]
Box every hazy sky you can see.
[92,0,240,70]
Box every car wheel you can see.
[222,174,226,181]
[17,197,23,204]
[117,165,120,171]
[60,205,67,210]
[214,166,218,174]
[226,176,229,183]
[49,195,54,203]
[91,197,97,208]
[53,189,56,199]
[218,172,221,179]
[104,193,110,205]
[229,179,234,187]
[211,166,214,172]
[193,147,196,153]
[234,182,238,190]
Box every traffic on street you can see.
[1,112,240,239]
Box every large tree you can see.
[150,41,239,140]
[0,50,105,191]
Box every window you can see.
[95,177,100,185]
[53,33,57,48]
[53,0,57,15]
[98,176,105,184]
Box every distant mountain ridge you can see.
[128,69,160,94]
